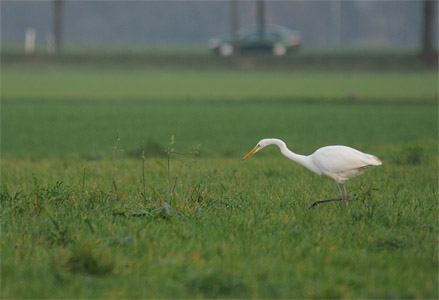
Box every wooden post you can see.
[421,0,436,59]
[54,0,64,53]
[230,0,240,57]
[256,0,265,37]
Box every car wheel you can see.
[219,44,233,56]
[273,43,287,56]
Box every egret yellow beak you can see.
[242,146,258,161]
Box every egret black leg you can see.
[308,182,344,209]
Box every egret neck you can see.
[268,139,322,175]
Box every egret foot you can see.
[308,197,341,209]
[308,196,350,209]
[308,183,349,209]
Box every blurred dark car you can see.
[208,24,301,56]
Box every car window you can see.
[241,32,260,42]
[263,31,282,42]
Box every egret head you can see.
[242,139,276,160]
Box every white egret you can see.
[242,138,382,208]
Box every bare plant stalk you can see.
[167,135,175,198]
[167,152,171,197]
[112,131,120,198]
[112,179,118,195]
[32,174,39,213]
[165,135,193,205]
[171,176,179,205]
[34,192,38,213]
[141,151,146,201]
[81,167,86,201]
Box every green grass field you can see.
[1,62,438,298]
[2,65,437,101]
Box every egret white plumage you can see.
[242,138,382,208]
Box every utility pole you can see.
[331,0,341,46]
[256,0,266,36]
[230,0,240,57]
[54,0,64,53]
[421,0,437,60]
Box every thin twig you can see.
[81,167,86,201]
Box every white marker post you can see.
[24,28,36,55]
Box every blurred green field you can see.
[1,99,437,159]
[2,65,437,101]
[1,63,438,298]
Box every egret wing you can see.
[311,146,381,175]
